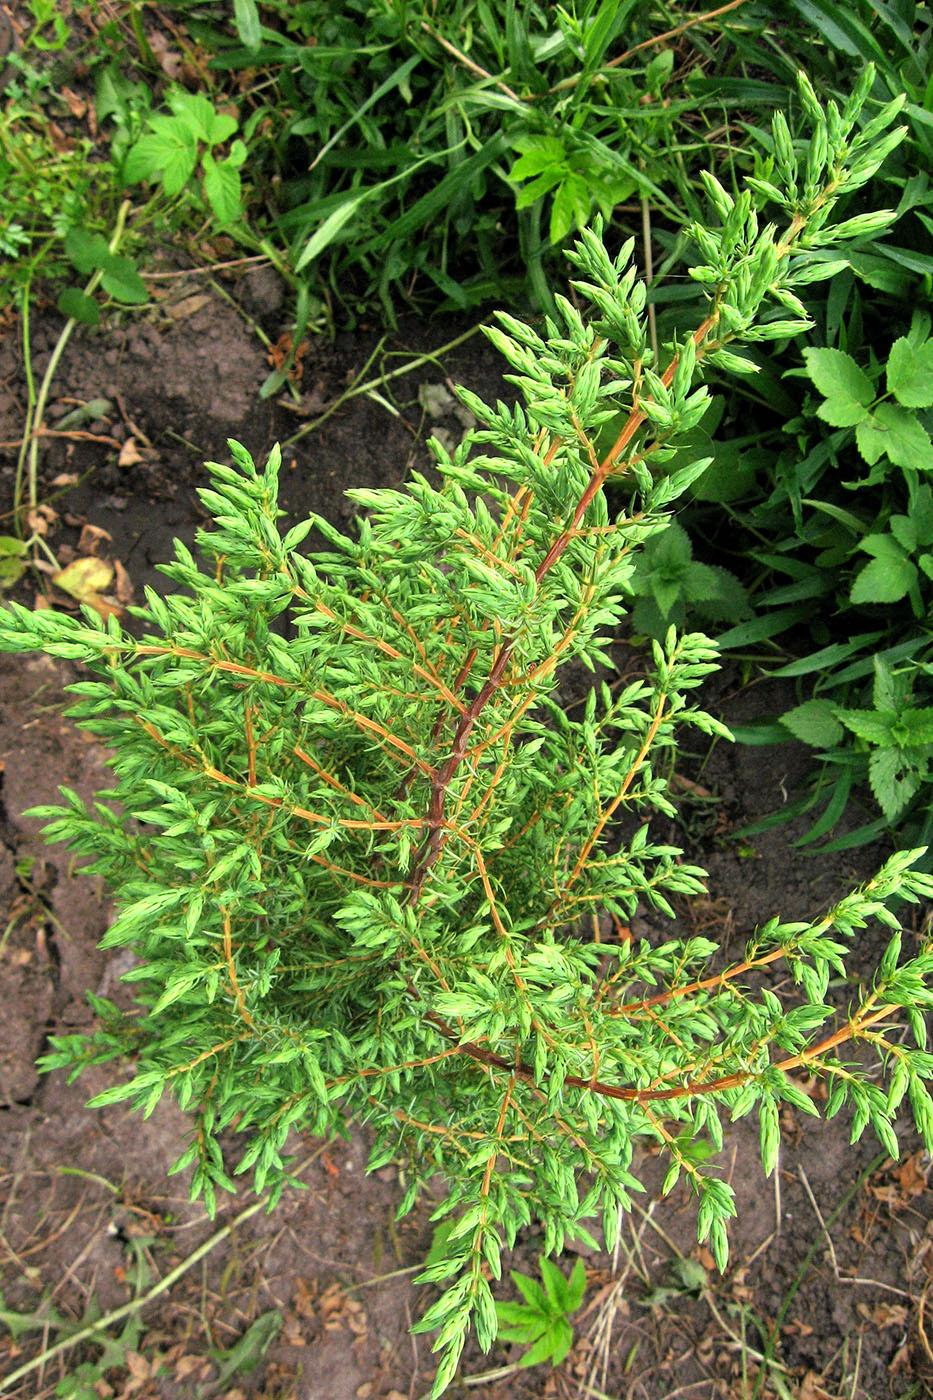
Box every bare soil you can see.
[0,272,931,1400]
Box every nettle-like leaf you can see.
[874,655,912,713]
[780,698,844,749]
[870,748,924,822]
[629,522,749,636]
[123,91,241,212]
[834,663,933,821]
[202,150,243,227]
[835,707,898,745]
[124,118,199,196]
[167,89,238,146]
[508,133,634,245]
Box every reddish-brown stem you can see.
[222,907,254,1029]
[404,314,722,902]
[420,992,897,1108]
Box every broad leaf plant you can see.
[1,71,932,1396]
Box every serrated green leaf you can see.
[550,177,587,245]
[780,699,844,748]
[566,1257,586,1310]
[849,552,917,605]
[887,336,933,408]
[167,91,218,144]
[509,141,564,181]
[539,1255,570,1309]
[803,346,874,426]
[893,708,933,745]
[870,747,920,820]
[511,1269,549,1313]
[64,227,110,275]
[124,127,198,195]
[202,151,242,226]
[835,708,897,745]
[856,402,933,472]
[519,1323,568,1368]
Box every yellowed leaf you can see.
[54,557,113,600]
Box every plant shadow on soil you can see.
[0,270,931,1400]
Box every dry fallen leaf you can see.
[48,120,74,153]
[114,558,134,603]
[895,1152,930,1198]
[26,505,57,537]
[857,1300,909,1329]
[798,1372,832,1400]
[173,1355,202,1379]
[148,28,182,79]
[77,522,113,555]
[119,437,144,467]
[280,1312,306,1347]
[123,1350,152,1380]
[293,1277,317,1320]
[166,293,212,321]
[49,473,79,488]
[61,86,87,119]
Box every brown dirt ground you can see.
[0,270,931,1400]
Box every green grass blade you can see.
[232,0,261,52]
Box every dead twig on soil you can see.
[748,1152,888,1400]
[280,324,484,450]
[798,1165,911,1299]
[0,1154,332,1396]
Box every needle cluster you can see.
[1,69,931,1397]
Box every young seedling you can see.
[495,1256,587,1369]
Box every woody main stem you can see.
[404,311,721,905]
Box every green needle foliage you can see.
[1,70,932,1398]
